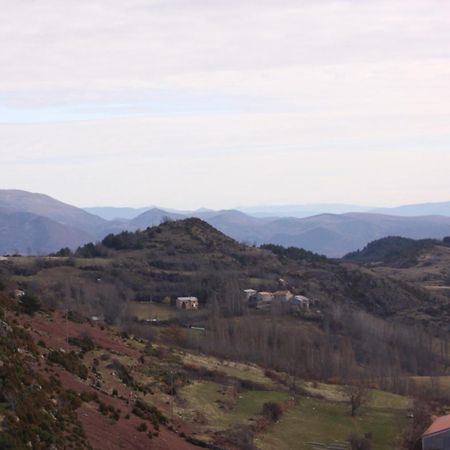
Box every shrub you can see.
[109,360,137,389]
[48,351,88,380]
[102,232,143,250]
[137,422,148,432]
[262,402,283,422]
[132,399,166,428]
[67,310,85,324]
[349,433,372,450]
[80,391,98,403]
[19,293,41,315]
[68,335,95,353]
[53,247,72,257]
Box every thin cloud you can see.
[0,0,449,207]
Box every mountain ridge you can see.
[2,189,450,257]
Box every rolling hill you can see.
[128,209,450,257]
[0,190,107,235]
[0,209,92,255]
[84,206,151,220]
[1,218,448,449]
[372,201,450,217]
[128,208,185,230]
[2,189,450,257]
[345,236,450,306]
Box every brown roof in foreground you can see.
[423,415,450,436]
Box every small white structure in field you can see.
[243,289,257,300]
[14,289,26,299]
[176,297,199,310]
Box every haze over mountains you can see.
[1,190,450,257]
[86,201,450,221]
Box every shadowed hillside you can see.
[0,190,107,235]
[0,209,92,255]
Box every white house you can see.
[176,297,199,310]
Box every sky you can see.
[1,0,449,209]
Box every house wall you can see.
[176,299,198,309]
[423,430,450,450]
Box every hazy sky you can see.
[1,0,449,209]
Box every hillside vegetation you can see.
[2,221,449,448]
[0,287,418,450]
[345,237,450,323]
[344,236,450,266]
[1,219,449,385]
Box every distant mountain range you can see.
[371,201,450,217]
[86,201,450,220]
[1,190,450,256]
[84,206,153,221]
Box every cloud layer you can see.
[0,0,449,208]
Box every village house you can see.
[243,289,257,300]
[273,290,293,302]
[256,292,274,302]
[292,295,311,310]
[253,292,274,309]
[422,415,450,449]
[176,296,199,310]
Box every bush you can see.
[102,232,143,250]
[75,242,108,258]
[67,310,85,324]
[53,247,73,257]
[109,360,136,389]
[132,399,166,428]
[19,293,41,315]
[80,391,98,403]
[262,402,283,422]
[137,422,148,432]
[48,351,88,380]
[215,424,257,450]
[349,433,372,450]
[68,335,95,353]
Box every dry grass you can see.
[180,352,276,388]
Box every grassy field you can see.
[257,395,409,450]
[179,381,289,431]
[412,375,450,391]
[181,352,277,388]
[126,301,180,321]
[302,381,412,409]
[177,376,410,449]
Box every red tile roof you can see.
[423,415,450,436]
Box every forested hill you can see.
[3,218,450,403]
[3,218,446,326]
[344,236,450,266]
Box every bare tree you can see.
[341,382,371,417]
[401,401,432,450]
